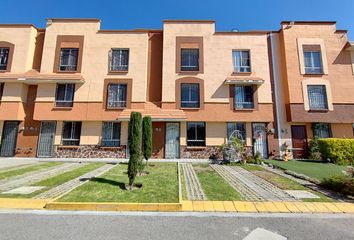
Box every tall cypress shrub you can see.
[127,112,142,187]
[143,116,152,165]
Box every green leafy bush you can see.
[321,175,354,197]
[308,137,322,161]
[318,138,354,165]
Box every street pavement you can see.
[0,210,353,240]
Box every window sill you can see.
[57,145,80,149]
[56,70,79,74]
[177,71,201,75]
[52,106,73,110]
[308,109,329,113]
[233,108,255,111]
[231,71,252,75]
[99,146,124,150]
[180,107,200,110]
[108,70,128,75]
[186,146,207,150]
[0,70,9,73]
[303,73,325,77]
[105,107,126,111]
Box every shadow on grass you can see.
[81,177,127,190]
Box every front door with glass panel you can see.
[252,123,268,158]
[165,123,180,159]
[37,121,56,157]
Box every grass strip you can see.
[194,164,243,201]
[58,163,179,203]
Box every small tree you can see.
[142,116,152,166]
[127,112,142,188]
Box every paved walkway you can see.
[181,163,206,200]
[211,165,296,202]
[34,164,116,199]
[0,163,85,192]
[0,163,61,185]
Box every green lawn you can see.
[0,162,62,181]
[245,166,334,202]
[193,164,242,201]
[58,163,179,203]
[0,163,105,199]
[264,159,347,181]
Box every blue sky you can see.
[1,0,354,38]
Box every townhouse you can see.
[0,19,352,159]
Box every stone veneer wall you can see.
[180,146,222,159]
[53,145,126,158]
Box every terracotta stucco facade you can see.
[0,19,353,159]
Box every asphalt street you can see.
[0,210,353,240]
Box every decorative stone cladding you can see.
[180,146,222,159]
[53,145,126,158]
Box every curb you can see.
[45,202,182,212]
[44,201,354,214]
[0,198,353,214]
[0,198,50,209]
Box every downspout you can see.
[269,33,283,159]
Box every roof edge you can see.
[46,18,101,23]
[164,19,215,24]
[281,21,336,25]
[0,24,38,29]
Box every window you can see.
[110,49,129,71]
[59,48,79,71]
[62,122,81,146]
[0,48,9,70]
[308,85,328,110]
[304,51,322,74]
[181,49,199,71]
[55,84,75,107]
[313,123,332,138]
[233,50,251,73]
[227,122,246,143]
[234,85,254,109]
[107,84,127,108]
[0,83,4,101]
[101,122,121,147]
[187,122,205,147]
[181,83,200,108]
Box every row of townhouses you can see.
[0,19,353,159]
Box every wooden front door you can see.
[291,125,307,159]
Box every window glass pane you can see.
[62,122,81,146]
[0,48,10,70]
[233,50,250,72]
[55,84,75,107]
[107,84,127,108]
[181,49,199,71]
[227,122,246,143]
[59,48,78,71]
[304,51,322,74]
[181,83,200,108]
[102,122,121,147]
[313,123,332,138]
[187,122,205,146]
[111,49,129,71]
[308,85,328,110]
[234,85,254,109]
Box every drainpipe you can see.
[269,33,283,159]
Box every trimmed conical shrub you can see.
[142,116,152,163]
[127,112,142,187]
